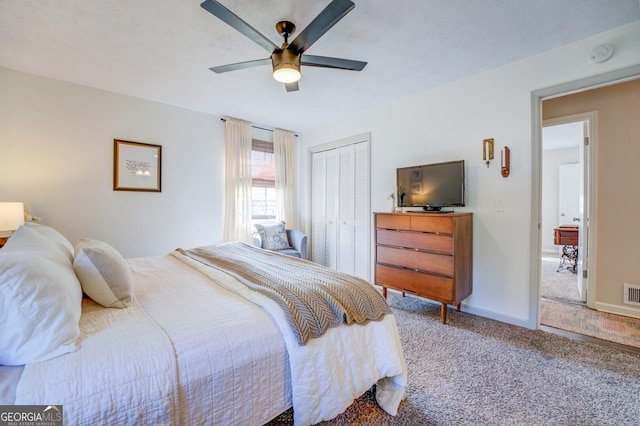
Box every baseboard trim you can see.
[383,289,534,329]
[594,301,640,319]
[461,304,534,329]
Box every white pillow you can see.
[254,221,292,250]
[73,238,134,309]
[24,222,74,262]
[2,225,70,265]
[0,252,82,365]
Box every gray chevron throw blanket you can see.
[177,242,391,345]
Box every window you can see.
[251,139,276,220]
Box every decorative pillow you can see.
[24,222,75,262]
[73,238,134,309]
[0,251,82,365]
[254,221,292,251]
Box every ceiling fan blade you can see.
[288,0,355,54]
[200,0,278,53]
[285,82,299,92]
[209,58,271,73]
[301,55,367,71]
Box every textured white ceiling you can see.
[1,1,639,132]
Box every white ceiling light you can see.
[272,50,301,84]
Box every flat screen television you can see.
[396,160,465,211]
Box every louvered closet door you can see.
[311,152,326,265]
[352,142,370,280]
[324,149,339,270]
[311,139,370,281]
[338,145,355,274]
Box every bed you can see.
[0,223,407,425]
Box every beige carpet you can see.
[267,293,640,425]
[540,253,581,303]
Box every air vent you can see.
[623,284,640,306]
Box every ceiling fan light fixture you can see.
[273,66,301,83]
[272,50,301,83]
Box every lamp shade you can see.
[0,202,25,232]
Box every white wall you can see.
[0,68,225,258]
[541,148,579,252]
[297,21,640,327]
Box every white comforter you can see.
[174,251,407,425]
[15,253,406,425]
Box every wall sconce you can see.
[483,138,494,167]
[501,146,510,178]
[0,202,25,236]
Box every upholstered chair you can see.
[252,222,307,259]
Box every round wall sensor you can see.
[588,44,614,64]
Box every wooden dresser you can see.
[374,212,473,323]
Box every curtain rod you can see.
[219,118,298,137]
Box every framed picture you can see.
[113,139,162,192]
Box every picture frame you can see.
[113,139,162,192]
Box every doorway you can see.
[531,69,640,344]
[540,117,591,309]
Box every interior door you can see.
[555,123,589,302]
[558,163,583,299]
[311,152,327,265]
[338,145,355,274]
[543,117,590,304]
[578,120,590,302]
[352,142,370,280]
[324,149,339,270]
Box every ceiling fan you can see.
[200,0,367,92]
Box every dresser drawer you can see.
[376,214,411,230]
[375,264,453,301]
[376,229,454,254]
[377,246,454,276]
[410,215,453,234]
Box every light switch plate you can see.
[495,200,504,212]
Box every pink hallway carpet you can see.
[541,299,640,349]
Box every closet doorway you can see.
[310,133,371,281]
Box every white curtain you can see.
[223,117,253,243]
[273,128,296,229]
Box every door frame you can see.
[543,112,596,306]
[529,65,640,329]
